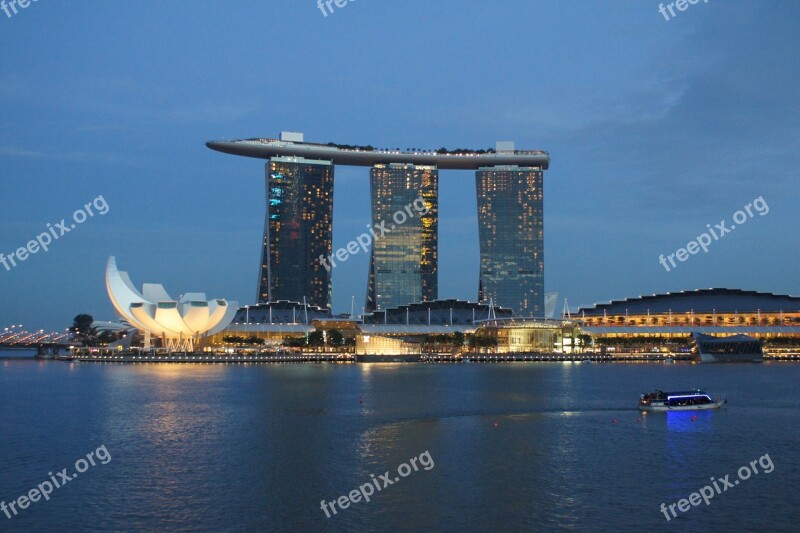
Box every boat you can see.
[639,389,726,412]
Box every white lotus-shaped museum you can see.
[105,256,237,351]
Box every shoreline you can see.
[43,352,800,364]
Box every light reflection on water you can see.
[665,409,715,433]
[0,361,798,531]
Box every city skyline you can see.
[1,2,798,331]
[2,4,799,532]
[211,134,548,316]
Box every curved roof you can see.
[364,299,514,325]
[231,301,331,324]
[380,299,512,313]
[106,256,238,337]
[578,288,800,315]
[206,139,550,170]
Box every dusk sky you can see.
[1,1,798,331]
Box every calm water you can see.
[1,353,798,532]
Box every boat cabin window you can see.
[667,395,713,406]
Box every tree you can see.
[453,331,465,347]
[327,329,344,346]
[223,335,264,345]
[282,337,306,348]
[577,334,592,348]
[467,334,496,352]
[72,314,94,335]
[481,336,497,349]
[468,334,479,349]
[308,330,325,347]
[71,314,97,346]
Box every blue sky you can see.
[1,1,798,331]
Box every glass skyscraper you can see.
[258,157,334,310]
[476,166,544,317]
[366,164,438,312]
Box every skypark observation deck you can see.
[206,138,550,170]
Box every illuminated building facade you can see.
[577,289,800,329]
[105,256,237,351]
[578,289,800,358]
[476,318,580,354]
[476,166,544,317]
[366,164,438,311]
[258,157,334,310]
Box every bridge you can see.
[0,325,75,355]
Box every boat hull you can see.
[640,400,725,412]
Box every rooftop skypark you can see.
[206,132,550,171]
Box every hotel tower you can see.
[257,155,334,310]
[366,164,438,312]
[207,133,549,317]
[476,157,544,316]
